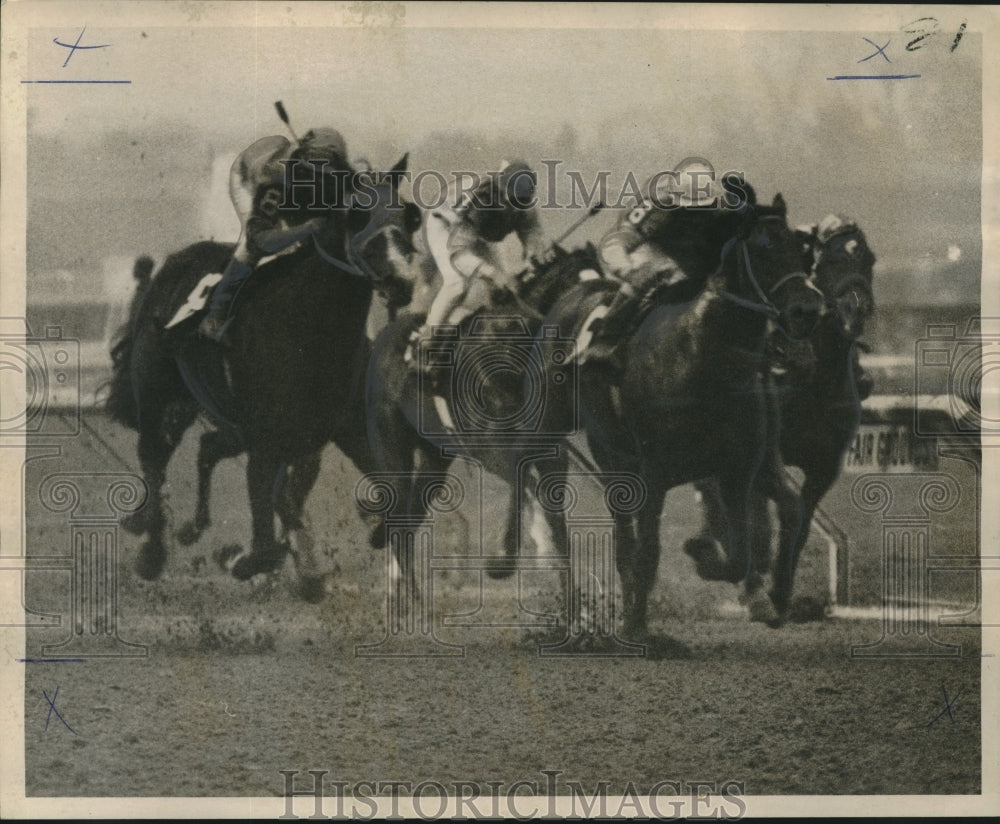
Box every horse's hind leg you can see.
[176,427,243,546]
[501,449,568,580]
[685,478,730,575]
[275,449,325,602]
[231,450,287,581]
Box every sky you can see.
[17,8,986,307]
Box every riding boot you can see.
[199,259,254,341]
[583,288,642,364]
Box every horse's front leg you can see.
[623,488,666,640]
[276,449,325,602]
[231,451,288,581]
[716,470,755,585]
[770,464,836,619]
[614,510,643,639]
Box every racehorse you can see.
[527,194,825,642]
[105,157,421,598]
[689,221,877,624]
[364,243,604,587]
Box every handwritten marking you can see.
[903,16,968,53]
[42,686,78,735]
[951,21,967,52]
[21,80,132,84]
[18,658,86,663]
[927,684,962,727]
[858,37,891,63]
[23,25,129,84]
[827,75,921,81]
[53,25,110,67]
[905,17,939,51]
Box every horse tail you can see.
[105,254,155,430]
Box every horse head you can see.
[316,153,421,313]
[717,193,825,343]
[810,223,876,339]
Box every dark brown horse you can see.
[106,159,421,598]
[689,220,876,623]
[526,195,825,642]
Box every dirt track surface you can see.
[20,414,981,800]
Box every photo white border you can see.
[1,1,996,817]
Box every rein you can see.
[310,191,406,286]
[713,217,816,319]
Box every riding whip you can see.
[274,100,301,146]
[552,200,606,247]
[520,201,607,286]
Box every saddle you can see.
[158,270,245,432]
[578,278,690,372]
[163,245,303,332]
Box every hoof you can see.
[213,543,243,572]
[176,520,205,547]
[121,509,150,537]
[298,574,326,604]
[786,594,828,623]
[232,550,285,581]
[486,555,516,580]
[135,543,166,581]
[748,591,782,627]
[367,521,385,550]
[629,632,693,661]
[683,536,730,581]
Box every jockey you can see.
[199,128,353,341]
[585,164,735,361]
[799,213,876,399]
[409,160,552,363]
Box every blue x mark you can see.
[42,686,77,735]
[858,37,892,64]
[53,26,110,68]
[927,684,962,727]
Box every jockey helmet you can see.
[670,156,721,208]
[293,127,349,167]
[817,213,858,245]
[498,159,537,209]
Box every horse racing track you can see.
[18,410,981,802]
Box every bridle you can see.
[714,214,823,319]
[310,189,412,289]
